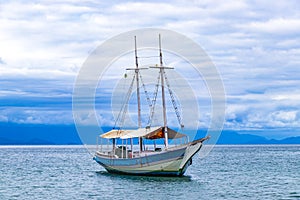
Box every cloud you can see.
[238,18,300,37]
[0,0,299,136]
[0,57,5,65]
[0,107,73,125]
[225,88,300,130]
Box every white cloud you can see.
[239,18,300,36]
[0,0,299,136]
[272,93,300,101]
[0,107,73,124]
[0,57,5,65]
[0,115,8,122]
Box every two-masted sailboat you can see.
[93,35,209,176]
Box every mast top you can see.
[134,36,139,69]
[159,34,163,67]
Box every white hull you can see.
[94,141,202,176]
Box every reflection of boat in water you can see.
[93,35,209,176]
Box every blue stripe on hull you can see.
[94,147,186,167]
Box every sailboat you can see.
[93,35,209,176]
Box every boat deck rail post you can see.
[100,137,102,153]
[96,136,98,151]
[121,139,124,159]
[112,140,115,157]
[125,139,128,159]
[138,137,141,157]
[130,138,133,156]
[106,139,109,155]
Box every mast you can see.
[135,36,142,129]
[159,34,169,148]
[134,36,143,152]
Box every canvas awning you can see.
[100,126,186,139]
[120,126,162,139]
[100,129,131,139]
[145,127,186,139]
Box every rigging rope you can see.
[113,66,184,130]
[147,72,161,127]
[163,70,184,128]
[137,56,159,58]
[139,71,152,109]
[113,73,136,129]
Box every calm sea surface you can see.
[0,145,299,200]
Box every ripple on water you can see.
[0,145,299,200]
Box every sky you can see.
[0,0,300,139]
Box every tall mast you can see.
[134,36,143,152]
[159,34,169,148]
[135,36,142,128]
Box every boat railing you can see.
[96,135,190,159]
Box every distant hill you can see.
[0,123,82,145]
[0,123,299,145]
[201,130,300,144]
[0,137,16,145]
[275,136,300,144]
[0,137,55,145]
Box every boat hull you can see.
[93,142,202,176]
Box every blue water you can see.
[0,145,299,200]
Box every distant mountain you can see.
[0,123,299,145]
[197,130,300,145]
[0,137,55,145]
[275,136,300,144]
[217,131,269,144]
[0,137,16,145]
[0,123,82,145]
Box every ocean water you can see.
[0,145,299,200]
